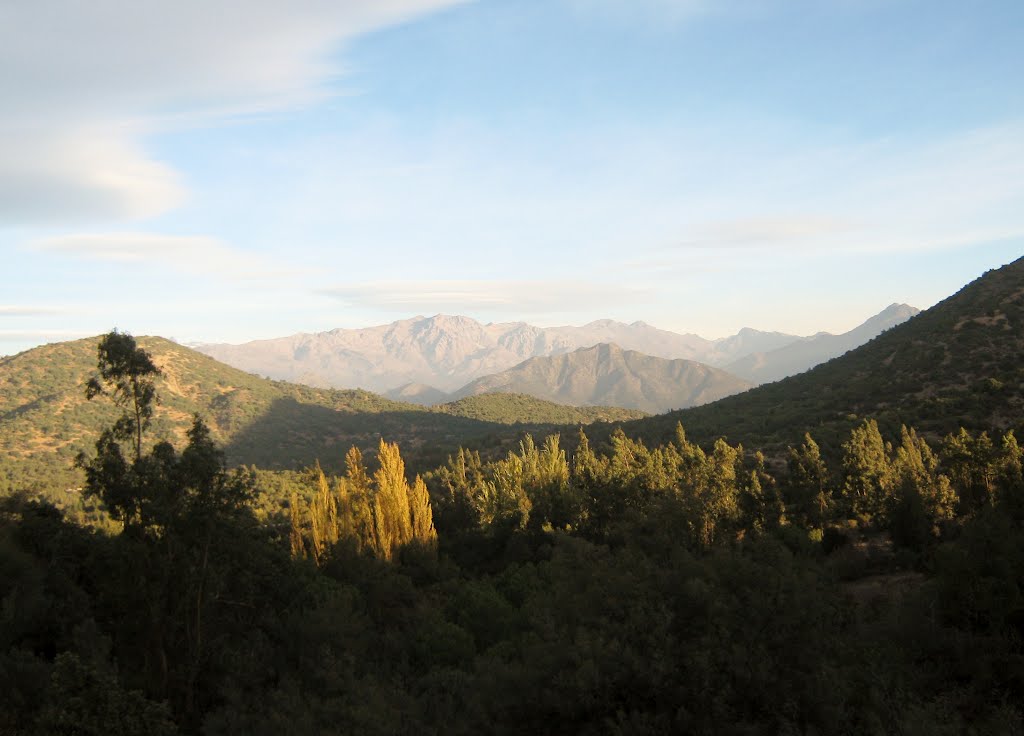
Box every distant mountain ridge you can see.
[197,306,916,395]
[451,343,754,414]
[615,259,1024,452]
[725,303,921,384]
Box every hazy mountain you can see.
[196,306,917,396]
[725,303,921,384]
[196,316,791,393]
[384,383,450,406]
[450,343,753,414]
[616,258,1024,452]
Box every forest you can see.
[1,330,1023,734]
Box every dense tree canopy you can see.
[3,330,1024,734]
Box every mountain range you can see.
[196,305,919,401]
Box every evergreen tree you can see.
[787,433,833,526]
[289,490,305,559]
[841,419,893,523]
[890,426,957,548]
[998,431,1024,520]
[941,428,996,512]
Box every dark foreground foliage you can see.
[3,331,1024,734]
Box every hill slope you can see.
[451,343,753,414]
[725,303,920,384]
[620,258,1024,452]
[436,392,646,424]
[0,337,640,496]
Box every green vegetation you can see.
[4,257,1024,734]
[436,392,645,425]
[4,334,1024,732]
[0,337,639,501]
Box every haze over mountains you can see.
[197,305,919,402]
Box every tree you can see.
[941,428,996,512]
[409,475,437,549]
[841,419,893,522]
[889,426,957,548]
[372,440,413,560]
[85,330,160,462]
[787,433,833,526]
[308,462,338,564]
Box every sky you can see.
[2,0,1023,355]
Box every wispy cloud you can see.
[0,0,467,225]
[28,232,288,279]
[675,216,857,249]
[0,306,64,317]
[319,280,645,314]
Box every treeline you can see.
[2,332,1024,734]
[426,420,1023,557]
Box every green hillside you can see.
[0,336,643,497]
[436,392,646,424]
[617,257,1024,453]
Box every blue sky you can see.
[2,0,1022,355]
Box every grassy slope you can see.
[436,392,645,424]
[612,257,1024,454]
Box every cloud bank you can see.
[0,0,465,225]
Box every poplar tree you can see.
[309,462,338,564]
[372,440,414,560]
[409,475,437,548]
[338,447,375,553]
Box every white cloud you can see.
[0,306,64,317]
[319,280,645,314]
[676,216,856,249]
[28,232,285,279]
[0,0,466,225]
[0,124,184,222]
